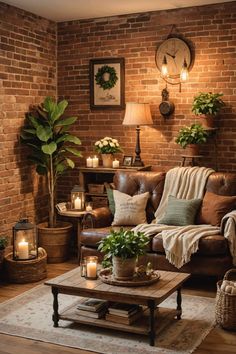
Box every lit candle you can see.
[92,155,99,168]
[112,159,119,168]
[18,240,29,259]
[86,156,93,167]
[74,196,82,209]
[86,261,97,278]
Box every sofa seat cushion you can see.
[81,226,153,251]
[152,233,229,256]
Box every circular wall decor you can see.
[155,37,192,84]
[95,65,118,90]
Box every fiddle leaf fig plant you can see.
[176,123,208,149]
[21,97,82,228]
[192,92,224,116]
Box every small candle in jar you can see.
[86,156,93,168]
[112,159,119,168]
[92,156,99,168]
[86,261,97,278]
[18,240,29,259]
[74,196,82,209]
[86,202,93,212]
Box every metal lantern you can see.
[13,218,38,261]
[71,185,85,210]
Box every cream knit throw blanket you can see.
[133,166,221,269]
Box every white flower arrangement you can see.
[94,137,122,154]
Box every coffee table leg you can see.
[52,287,59,327]
[148,299,156,346]
[176,287,182,320]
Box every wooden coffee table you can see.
[45,268,190,346]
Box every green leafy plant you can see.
[0,236,8,250]
[192,92,224,116]
[20,97,82,228]
[98,228,149,261]
[176,123,208,149]
[94,136,122,154]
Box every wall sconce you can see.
[123,102,153,166]
[180,58,189,82]
[161,55,168,78]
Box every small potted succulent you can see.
[98,228,149,280]
[176,123,208,156]
[192,92,225,128]
[94,137,122,168]
[0,236,8,270]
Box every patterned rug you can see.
[0,285,216,354]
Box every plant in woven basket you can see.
[98,228,149,280]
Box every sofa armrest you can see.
[82,207,113,229]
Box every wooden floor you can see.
[0,259,235,354]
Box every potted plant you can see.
[0,236,8,271]
[192,92,225,128]
[21,97,82,263]
[98,228,149,280]
[94,136,122,168]
[175,123,208,156]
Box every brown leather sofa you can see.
[81,170,236,277]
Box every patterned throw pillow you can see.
[158,195,202,226]
[197,191,236,226]
[112,190,149,226]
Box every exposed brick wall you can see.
[57,2,236,201]
[0,3,57,236]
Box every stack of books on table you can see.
[76,298,108,319]
[106,302,143,325]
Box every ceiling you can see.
[2,0,233,22]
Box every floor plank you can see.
[0,259,235,354]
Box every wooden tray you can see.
[98,268,160,287]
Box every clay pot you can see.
[112,256,137,280]
[101,154,113,168]
[200,115,215,128]
[186,144,200,156]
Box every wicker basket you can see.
[4,248,47,284]
[215,269,236,330]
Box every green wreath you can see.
[95,65,118,90]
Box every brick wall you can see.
[0,3,57,235]
[57,2,236,201]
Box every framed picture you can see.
[90,58,125,110]
[123,156,133,166]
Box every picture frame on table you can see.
[89,57,125,110]
[122,156,133,166]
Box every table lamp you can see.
[122,102,153,166]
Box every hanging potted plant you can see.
[94,136,122,168]
[175,123,208,156]
[21,97,82,263]
[98,228,149,280]
[192,92,225,128]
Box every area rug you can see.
[0,284,216,354]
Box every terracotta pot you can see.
[101,154,113,168]
[200,114,215,128]
[37,221,72,263]
[112,256,137,280]
[186,144,200,156]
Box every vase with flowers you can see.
[94,137,122,167]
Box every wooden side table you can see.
[180,155,203,167]
[57,210,87,263]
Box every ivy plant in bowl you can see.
[192,92,225,128]
[176,123,208,156]
[98,228,149,280]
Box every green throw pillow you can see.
[158,195,202,226]
[106,188,115,215]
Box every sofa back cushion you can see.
[113,171,166,223]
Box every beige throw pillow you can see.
[112,190,149,226]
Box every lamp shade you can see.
[122,102,153,126]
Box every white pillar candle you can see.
[86,204,93,212]
[92,156,99,168]
[112,159,119,168]
[18,240,29,259]
[86,261,97,278]
[74,196,82,209]
[86,156,93,167]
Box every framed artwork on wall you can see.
[89,58,125,110]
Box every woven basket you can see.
[215,269,236,330]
